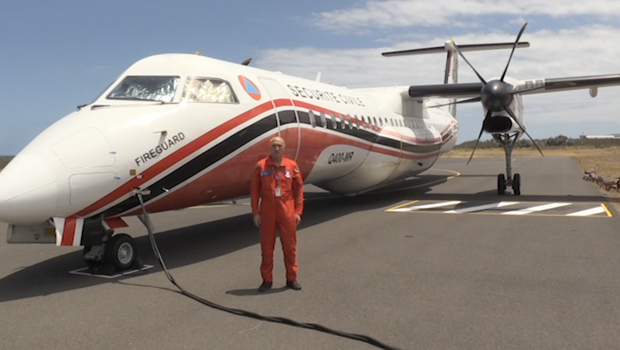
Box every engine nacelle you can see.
[482,93,524,134]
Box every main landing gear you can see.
[495,133,521,196]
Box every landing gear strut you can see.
[495,132,521,196]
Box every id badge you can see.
[275,188,282,197]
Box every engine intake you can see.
[483,115,513,133]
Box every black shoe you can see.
[258,281,272,292]
[286,280,302,290]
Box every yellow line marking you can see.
[602,203,613,217]
[386,200,419,211]
[432,169,462,177]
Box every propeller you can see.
[449,23,544,163]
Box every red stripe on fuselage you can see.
[73,98,443,219]
[104,217,128,229]
[61,217,77,246]
[121,127,439,215]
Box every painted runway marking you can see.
[566,206,606,216]
[391,200,461,212]
[387,200,612,217]
[501,202,572,215]
[444,201,519,213]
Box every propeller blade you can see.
[503,107,544,156]
[425,97,481,109]
[467,109,493,165]
[500,23,528,81]
[450,39,487,84]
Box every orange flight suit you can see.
[251,156,304,283]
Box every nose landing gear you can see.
[83,231,141,275]
[495,132,522,196]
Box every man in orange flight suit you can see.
[251,136,304,292]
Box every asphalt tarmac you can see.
[1,156,619,350]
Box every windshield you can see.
[181,77,238,103]
[107,76,179,102]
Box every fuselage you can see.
[0,53,458,234]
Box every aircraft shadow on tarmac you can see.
[0,175,452,303]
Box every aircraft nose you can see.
[0,154,58,224]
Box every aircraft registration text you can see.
[328,152,354,165]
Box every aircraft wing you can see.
[408,74,620,99]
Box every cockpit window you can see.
[181,77,238,103]
[107,76,179,102]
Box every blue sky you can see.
[2,0,620,155]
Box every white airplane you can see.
[1,23,619,271]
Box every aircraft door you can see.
[257,78,300,160]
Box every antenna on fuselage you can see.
[315,72,322,82]
[241,58,253,66]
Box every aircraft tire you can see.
[497,174,506,195]
[105,234,137,271]
[513,173,521,195]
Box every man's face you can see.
[270,139,285,158]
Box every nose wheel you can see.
[83,232,140,274]
[498,173,520,195]
[105,233,138,270]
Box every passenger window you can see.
[340,114,346,129]
[320,111,327,128]
[181,77,238,103]
[372,117,378,127]
[309,110,316,128]
[314,111,323,127]
[330,113,338,129]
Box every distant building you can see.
[579,134,620,139]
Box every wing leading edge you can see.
[408,74,620,99]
